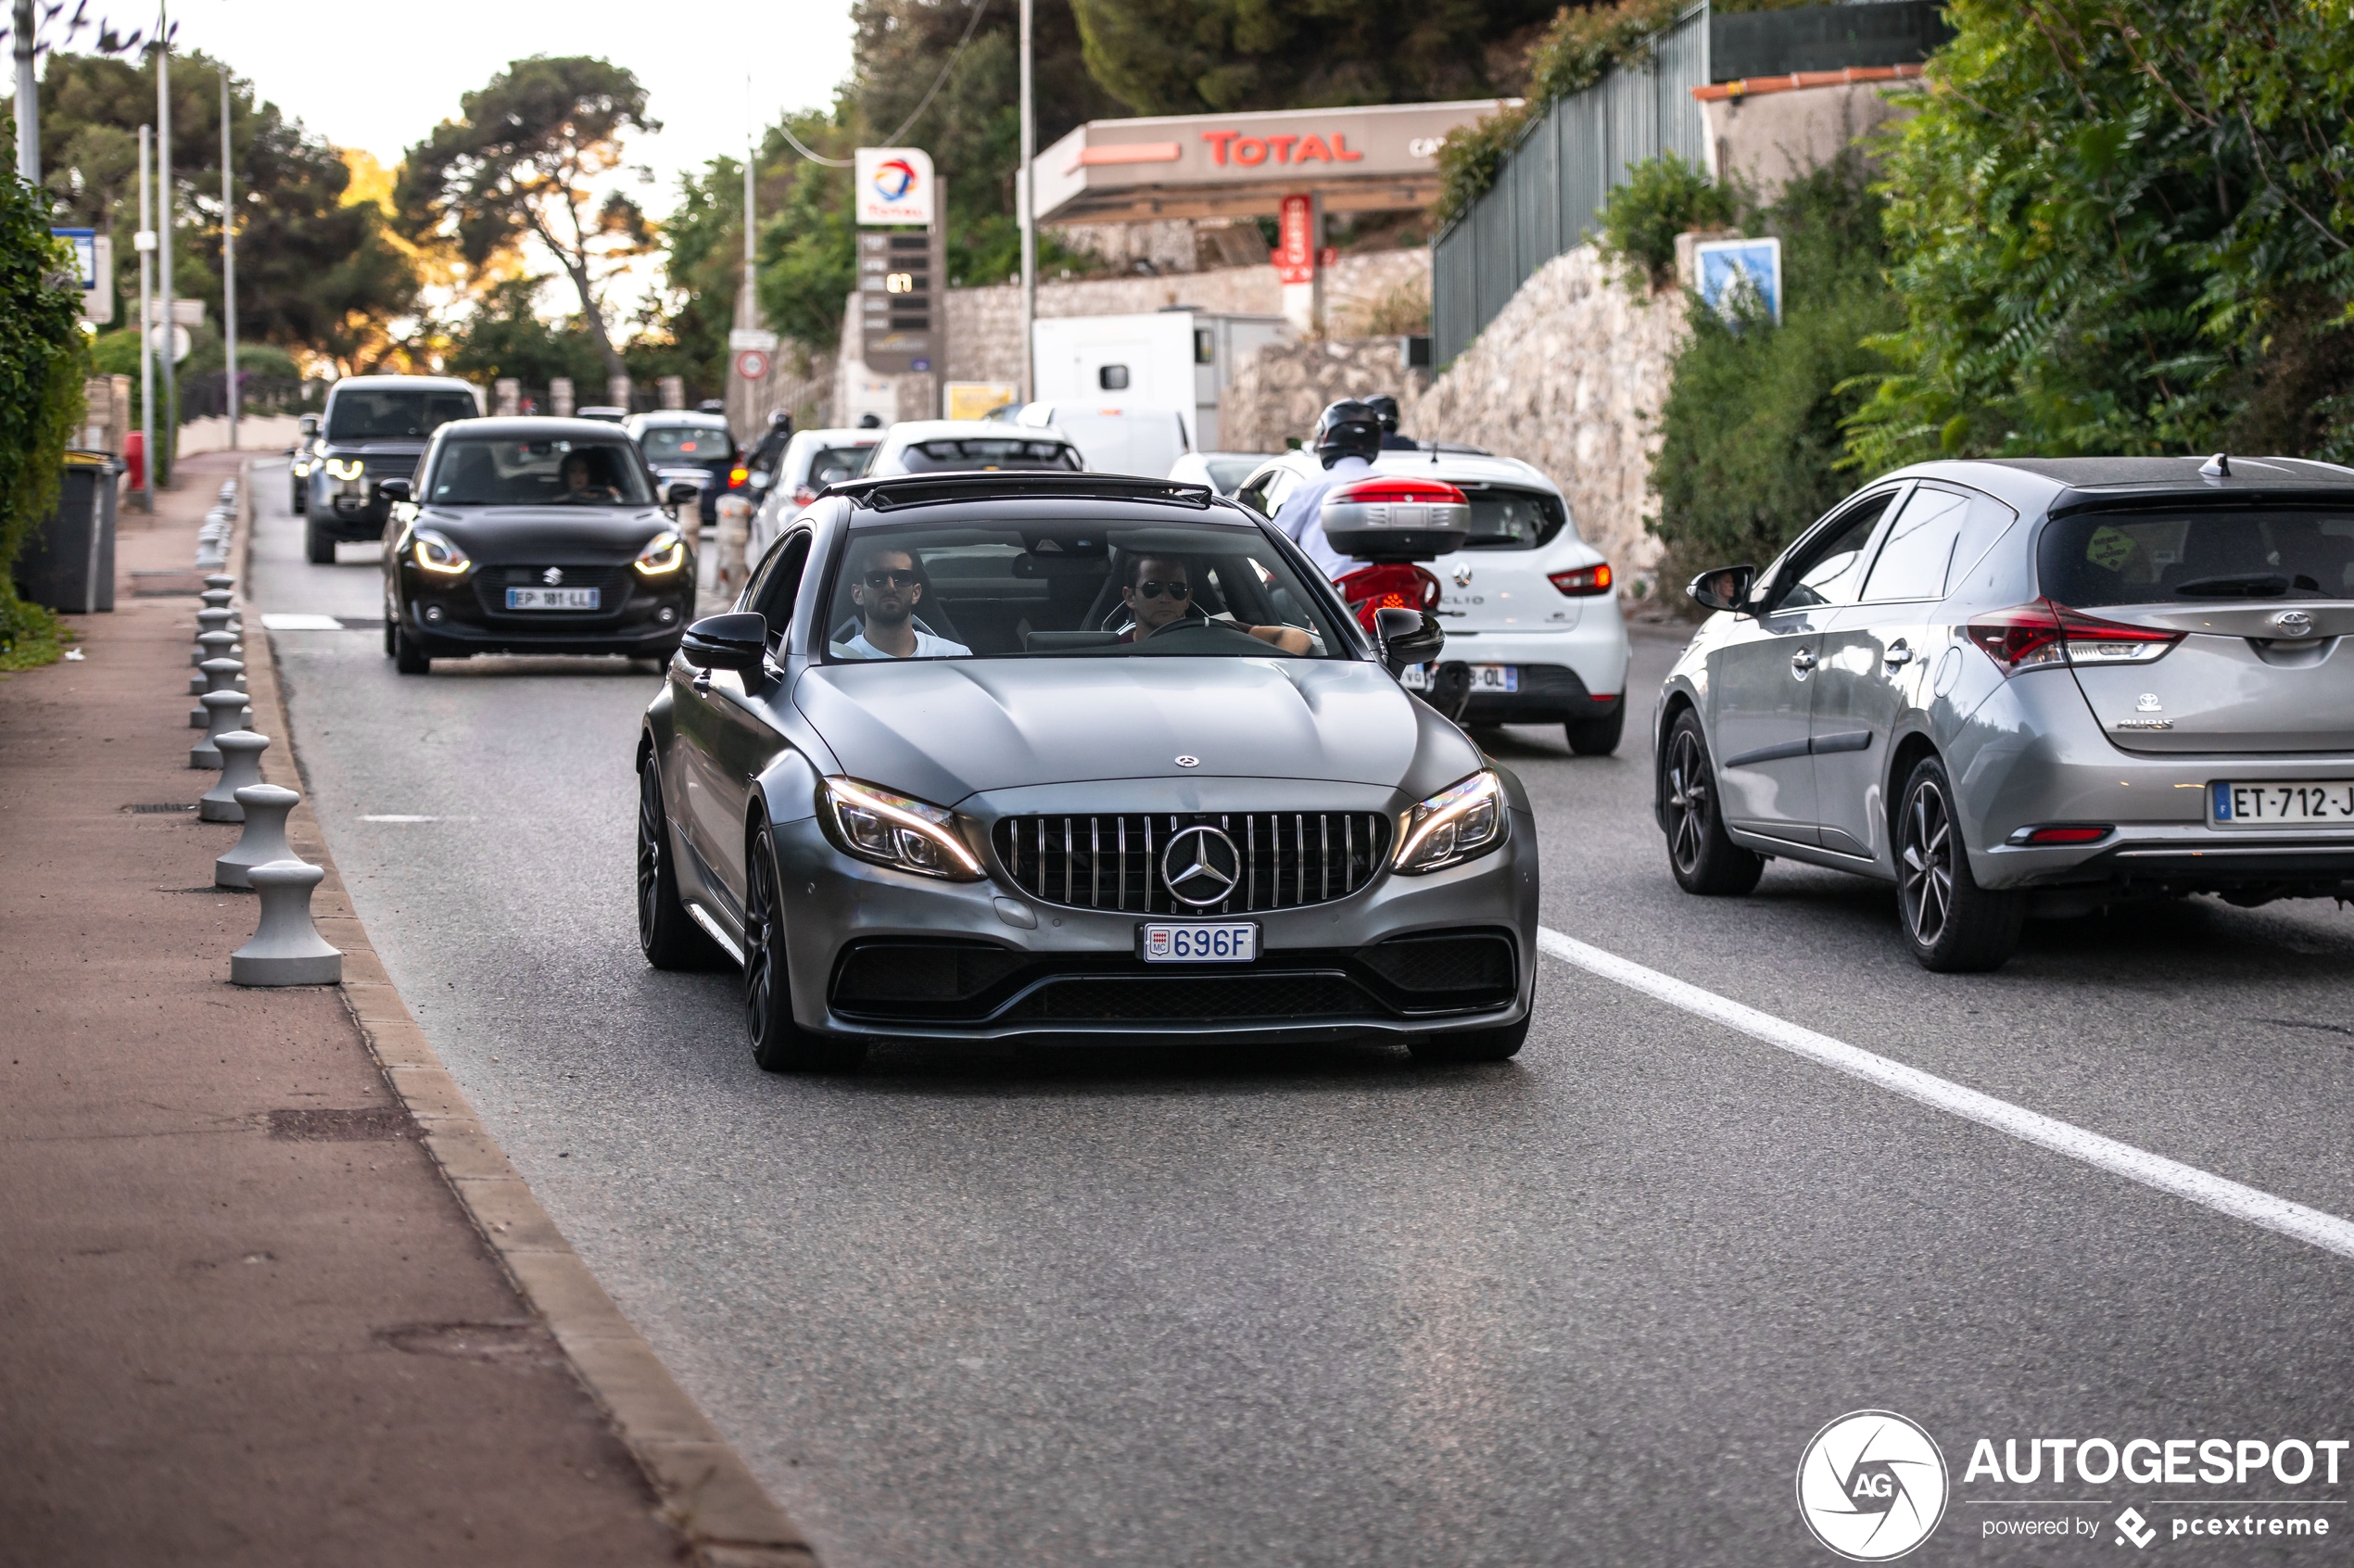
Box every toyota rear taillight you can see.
[1966,599,2183,673]
[1549,563,1614,596]
[1335,562,1441,634]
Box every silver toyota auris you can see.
[638,473,1539,1069]
[1656,455,2354,971]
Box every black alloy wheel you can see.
[743,820,866,1073]
[305,518,335,564]
[637,756,720,970]
[1896,755,2023,972]
[391,617,431,675]
[1662,711,1764,895]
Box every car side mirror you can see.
[748,470,772,490]
[680,612,767,672]
[665,481,701,507]
[1686,564,1755,614]
[375,477,411,503]
[1373,605,1445,677]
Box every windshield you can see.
[424,437,654,507]
[2041,509,2354,606]
[1201,456,1261,495]
[894,437,1082,474]
[820,515,1348,662]
[1459,486,1571,550]
[805,445,871,488]
[639,425,733,464]
[326,388,477,441]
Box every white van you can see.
[996,401,1191,478]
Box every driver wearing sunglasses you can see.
[841,544,971,659]
[1119,554,1311,653]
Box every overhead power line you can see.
[773,0,991,167]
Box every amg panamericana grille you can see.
[993,812,1389,916]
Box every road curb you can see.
[233,462,818,1568]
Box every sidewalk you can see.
[0,454,693,1565]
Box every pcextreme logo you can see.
[1797,1410,1951,1561]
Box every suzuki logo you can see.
[1159,826,1241,909]
[542,567,564,585]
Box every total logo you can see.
[1797,1410,1949,1561]
[869,157,918,202]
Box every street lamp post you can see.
[1018,0,1035,405]
[220,68,235,450]
[137,122,154,512]
[11,0,35,183]
[156,21,173,482]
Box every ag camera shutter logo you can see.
[1796,1410,1949,1561]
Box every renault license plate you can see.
[1140,922,1258,962]
[505,587,601,611]
[2209,780,2354,827]
[1469,664,1519,693]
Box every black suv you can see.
[304,375,482,563]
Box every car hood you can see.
[794,656,1478,804]
[409,506,676,563]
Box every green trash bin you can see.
[13,450,120,613]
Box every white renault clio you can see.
[1235,447,1632,752]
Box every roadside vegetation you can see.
[0,172,88,671]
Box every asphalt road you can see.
[246,462,2354,1567]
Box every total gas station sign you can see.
[855,147,936,228]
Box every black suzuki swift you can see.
[380,417,700,674]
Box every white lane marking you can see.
[1536,927,2354,1261]
[259,613,345,630]
[359,814,475,823]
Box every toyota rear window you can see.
[2040,509,2354,606]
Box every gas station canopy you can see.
[1031,100,1514,224]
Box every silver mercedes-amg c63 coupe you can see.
[637,473,1539,1071]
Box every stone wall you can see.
[1408,244,1686,598]
[1219,339,1429,454]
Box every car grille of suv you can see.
[993,811,1390,916]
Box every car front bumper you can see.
[764,795,1541,1044]
[399,564,694,657]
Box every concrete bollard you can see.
[191,629,240,692]
[191,689,247,768]
[218,481,238,503]
[199,588,242,634]
[231,859,341,986]
[191,658,248,727]
[204,573,234,592]
[714,494,753,604]
[217,783,297,889]
[194,606,237,665]
[200,731,268,821]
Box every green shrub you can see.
[1593,152,1737,292]
[0,172,89,670]
[1649,156,1905,602]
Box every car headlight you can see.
[817,777,984,880]
[291,459,311,477]
[632,529,686,576]
[1393,770,1506,874]
[324,457,365,482]
[411,527,472,575]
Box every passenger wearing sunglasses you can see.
[1118,555,1311,654]
[841,545,970,659]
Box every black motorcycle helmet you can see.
[1310,398,1383,468]
[1364,394,1401,436]
[767,410,792,431]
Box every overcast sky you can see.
[164,0,860,207]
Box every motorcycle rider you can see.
[1270,398,1385,578]
[743,409,795,482]
[1365,393,1418,450]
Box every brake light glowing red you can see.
[728,466,750,488]
[1549,563,1614,596]
[2026,825,2112,844]
[1335,562,1441,634]
[1327,476,1469,507]
[1966,599,2183,673]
